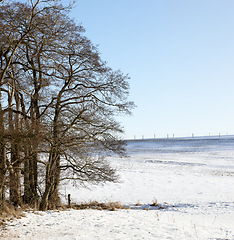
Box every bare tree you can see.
[0,0,73,210]
[39,20,134,209]
[0,0,134,212]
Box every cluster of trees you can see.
[0,0,133,212]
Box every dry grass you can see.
[0,203,26,239]
[71,201,128,211]
[150,199,166,209]
[150,199,158,207]
[70,199,167,211]
[0,203,25,219]
[135,200,141,206]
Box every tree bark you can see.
[9,149,22,206]
[23,145,30,203]
[6,85,22,206]
[0,103,6,213]
[40,147,61,210]
[23,145,39,205]
[0,143,6,214]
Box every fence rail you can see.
[131,133,233,141]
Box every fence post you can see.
[68,194,71,208]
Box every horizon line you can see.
[124,133,234,141]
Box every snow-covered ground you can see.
[2,136,234,239]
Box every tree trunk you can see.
[40,148,61,210]
[23,95,40,206]
[0,138,6,214]
[48,152,61,209]
[7,88,22,206]
[0,144,6,215]
[40,92,62,211]
[0,93,6,213]
[23,145,30,203]
[9,143,22,206]
[23,145,39,205]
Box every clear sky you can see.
[69,0,234,139]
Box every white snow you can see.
[2,136,234,239]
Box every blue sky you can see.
[69,0,234,139]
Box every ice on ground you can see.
[2,136,234,239]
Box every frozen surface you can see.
[2,136,234,239]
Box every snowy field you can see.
[2,136,234,239]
